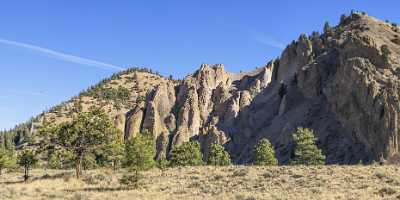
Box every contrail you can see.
[0,38,125,71]
[247,31,286,50]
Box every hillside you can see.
[2,12,400,164]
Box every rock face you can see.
[23,13,400,164]
[120,13,400,164]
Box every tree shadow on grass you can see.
[0,172,74,185]
[32,172,74,181]
[65,186,135,192]
[0,180,25,185]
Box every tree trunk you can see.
[75,153,83,179]
[24,167,29,182]
[113,160,117,171]
[0,167,2,175]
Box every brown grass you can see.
[1,165,400,200]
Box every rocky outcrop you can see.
[24,12,400,165]
[225,13,400,164]
[124,102,145,140]
[142,82,177,158]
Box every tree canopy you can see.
[291,128,325,165]
[253,138,278,166]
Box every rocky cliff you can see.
[14,12,400,164]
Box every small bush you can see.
[156,156,169,171]
[377,187,396,197]
[232,168,249,177]
[119,170,143,188]
[169,141,203,167]
[83,173,111,185]
[207,143,231,166]
[290,128,325,165]
[391,38,400,45]
[253,139,278,166]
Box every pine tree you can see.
[48,150,74,169]
[207,143,231,166]
[253,139,278,165]
[39,108,121,178]
[18,149,38,182]
[170,141,203,167]
[103,129,125,171]
[124,131,155,171]
[324,22,332,34]
[291,128,325,165]
[0,148,12,175]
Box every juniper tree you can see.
[169,141,203,167]
[291,128,325,165]
[253,138,278,165]
[207,143,231,166]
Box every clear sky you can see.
[0,0,399,130]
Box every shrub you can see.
[124,132,155,171]
[207,143,231,166]
[391,38,400,45]
[253,139,278,165]
[290,128,325,165]
[169,141,203,167]
[119,170,143,188]
[156,156,169,171]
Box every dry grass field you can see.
[1,165,400,200]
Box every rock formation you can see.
[19,12,400,164]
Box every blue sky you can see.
[0,0,399,130]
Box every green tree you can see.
[82,153,98,170]
[48,149,74,169]
[40,109,121,178]
[0,148,14,175]
[291,128,325,165]
[103,132,125,171]
[253,138,278,165]
[324,21,332,35]
[18,149,38,182]
[170,141,203,167]
[124,131,155,171]
[207,143,231,166]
